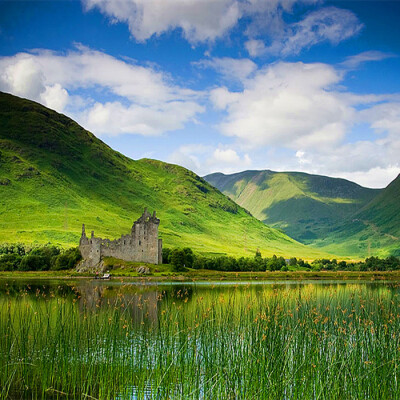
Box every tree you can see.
[288,258,297,266]
[162,248,171,264]
[51,248,82,270]
[183,248,194,268]
[266,255,286,271]
[0,254,22,271]
[170,249,186,272]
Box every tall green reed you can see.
[0,281,399,399]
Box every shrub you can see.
[52,248,82,271]
[170,249,186,272]
[0,253,22,271]
[183,248,194,268]
[19,255,48,271]
[162,248,171,264]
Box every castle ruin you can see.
[79,208,162,269]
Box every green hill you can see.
[0,91,329,259]
[312,174,400,257]
[205,170,400,257]
[358,174,400,236]
[205,170,380,242]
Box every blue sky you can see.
[1,0,400,188]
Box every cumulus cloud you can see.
[82,0,359,58]
[244,39,266,57]
[290,139,400,188]
[194,57,257,82]
[209,59,400,187]
[83,0,241,43]
[83,100,202,136]
[211,61,352,149]
[0,45,204,136]
[169,144,252,175]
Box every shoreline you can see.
[1,270,400,281]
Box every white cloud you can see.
[169,144,252,175]
[209,59,400,187]
[339,167,400,189]
[168,144,211,172]
[0,45,204,136]
[40,84,70,113]
[291,141,400,188]
[1,57,45,100]
[83,100,202,136]
[244,39,266,57]
[213,148,241,163]
[265,7,364,56]
[211,61,352,149]
[82,0,358,59]
[194,57,257,82]
[359,102,400,137]
[341,51,396,69]
[83,0,241,43]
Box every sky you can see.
[0,0,400,188]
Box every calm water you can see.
[1,278,399,399]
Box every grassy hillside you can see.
[0,92,331,259]
[358,174,400,237]
[312,175,400,257]
[205,171,379,242]
[205,170,399,257]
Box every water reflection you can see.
[0,278,398,330]
[1,278,400,399]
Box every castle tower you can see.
[79,208,162,270]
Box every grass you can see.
[205,171,380,243]
[205,170,400,258]
[0,91,333,259]
[0,280,400,398]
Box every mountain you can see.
[0,92,328,259]
[205,170,380,241]
[205,170,399,257]
[314,174,400,257]
[357,174,400,237]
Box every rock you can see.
[76,259,107,273]
[137,266,150,275]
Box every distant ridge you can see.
[204,170,399,257]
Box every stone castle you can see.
[79,208,162,269]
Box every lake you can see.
[0,278,399,399]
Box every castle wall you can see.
[79,209,162,269]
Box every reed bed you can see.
[0,281,399,399]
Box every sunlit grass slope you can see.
[0,92,330,258]
[205,170,380,243]
[205,170,399,258]
[312,174,400,257]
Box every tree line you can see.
[1,244,399,273]
[0,244,81,271]
[163,248,400,272]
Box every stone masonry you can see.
[79,208,162,269]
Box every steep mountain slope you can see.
[0,92,328,258]
[313,174,400,257]
[357,174,400,237]
[205,170,380,243]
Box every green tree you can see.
[52,248,82,270]
[162,248,171,264]
[0,253,22,271]
[170,249,186,272]
[183,248,194,268]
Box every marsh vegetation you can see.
[0,279,399,399]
